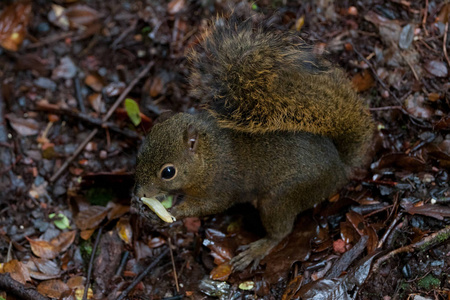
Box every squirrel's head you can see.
[133,113,209,200]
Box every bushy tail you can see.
[188,14,373,167]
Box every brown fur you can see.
[134,14,374,271]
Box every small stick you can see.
[372,224,450,273]
[115,248,169,300]
[50,61,153,182]
[115,251,130,277]
[443,21,450,69]
[74,76,86,114]
[82,226,103,300]
[168,238,180,293]
[377,213,403,249]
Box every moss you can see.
[417,274,441,291]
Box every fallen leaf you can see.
[424,60,448,78]
[65,4,100,29]
[51,230,76,252]
[352,69,375,92]
[167,0,186,15]
[210,262,232,281]
[26,258,61,280]
[85,73,105,92]
[27,238,59,259]
[116,218,132,245]
[1,260,31,284]
[6,114,39,136]
[75,205,109,230]
[37,279,70,299]
[0,2,32,51]
[52,56,77,80]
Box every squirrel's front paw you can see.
[230,238,279,272]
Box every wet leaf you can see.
[167,0,185,15]
[210,262,232,281]
[65,5,100,29]
[161,195,173,209]
[371,153,426,172]
[399,24,414,50]
[85,73,105,92]
[37,279,70,299]
[51,230,76,252]
[352,69,375,92]
[282,275,304,300]
[424,61,448,78]
[403,202,450,220]
[124,98,141,126]
[116,218,132,245]
[80,229,95,240]
[26,258,61,280]
[0,2,32,51]
[1,260,31,285]
[88,93,105,114]
[6,114,39,136]
[75,205,109,230]
[107,203,130,221]
[148,237,166,248]
[27,238,59,259]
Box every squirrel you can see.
[133,14,374,271]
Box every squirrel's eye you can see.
[160,164,177,180]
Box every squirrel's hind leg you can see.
[230,196,297,271]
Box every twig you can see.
[50,129,98,182]
[351,43,401,105]
[377,213,403,249]
[372,224,450,273]
[102,61,154,122]
[422,0,429,36]
[115,247,170,300]
[111,19,137,49]
[49,61,153,182]
[115,251,130,277]
[398,50,420,82]
[0,274,49,300]
[74,76,86,114]
[35,102,140,140]
[444,21,450,69]
[26,32,75,49]
[82,226,103,300]
[368,105,431,128]
[168,238,180,293]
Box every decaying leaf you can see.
[0,2,32,51]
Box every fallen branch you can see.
[0,273,49,300]
[372,224,450,273]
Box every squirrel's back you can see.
[188,14,373,168]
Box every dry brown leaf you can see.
[88,93,105,114]
[107,203,130,221]
[85,73,105,92]
[37,279,70,299]
[27,238,59,259]
[0,2,32,51]
[51,230,76,252]
[1,260,31,285]
[351,69,375,92]
[75,205,110,230]
[80,229,95,240]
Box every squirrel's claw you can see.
[230,238,279,272]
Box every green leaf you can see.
[125,98,141,126]
[161,195,173,209]
[49,213,71,230]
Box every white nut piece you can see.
[140,197,176,223]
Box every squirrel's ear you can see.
[186,124,199,153]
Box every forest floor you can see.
[0,0,449,299]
